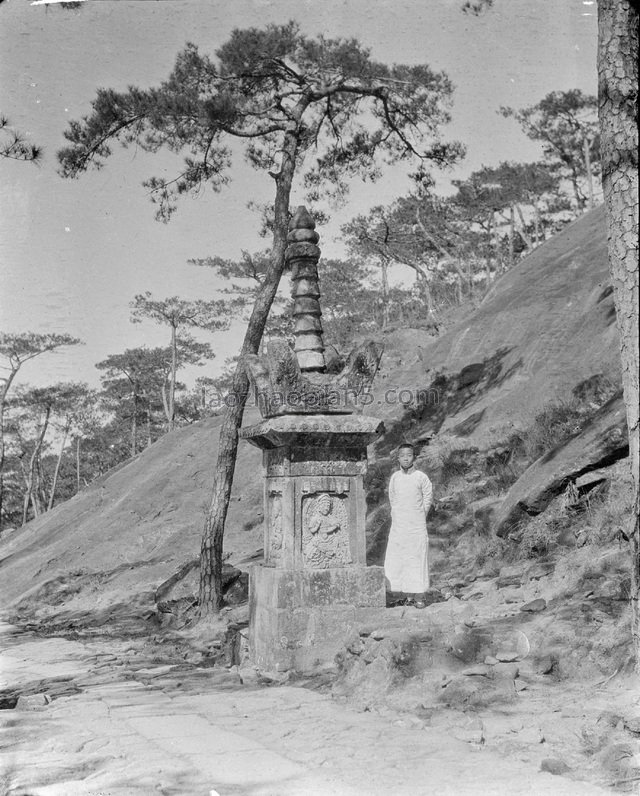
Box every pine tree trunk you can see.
[380,259,390,330]
[486,212,494,284]
[131,390,138,457]
[169,324,177,431]
[508,205,515,269]
[451,260,465,303]
[0,371,18,532]
[198,113,302,615]
[36,460,47,513]
[76,437,81,494]
[533,203,542,246]
[570,167,585,212]
[48,422,69,511]
[22,407,51,525]
[515,204,534,252]
[583,136,595,210]
[597,0,639,667]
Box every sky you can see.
[0,0,598,392]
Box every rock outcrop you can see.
[495,395,628,537]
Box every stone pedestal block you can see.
[249,565,385,673]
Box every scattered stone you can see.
[16,693,51,710]
[493,663,519,680]
[520,598,547,613]
[371,629,386,641]
[502,589,523,604]
[536,654,558,675]
[257,669,290,685]
[623,714,640,735]
[497,566,523,589]
[527,562,555,581]
[237,665,259,686]
[514,681,528,692]
[540,758,571,776]
[449,625,493,664]
[496,650,519,663]
[484,656,498,665]
[423,588,445,606]
[134,665,177,679]
[462,665,490,677]
[394,716,425,729]
[581,722,612,754]
[183,651,205,665]
[599,741,638,783]
[453,719,484,745]
[597,710,624,728]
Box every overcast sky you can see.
[0,0,598,391]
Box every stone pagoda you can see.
[240,207,386,673]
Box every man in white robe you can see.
[384,443,433,608]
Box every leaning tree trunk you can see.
[76,437,81,494]
[380,259,390,330]
[583,136,596,210]
[168,323,177,431]
[485,212,494,284]
[508,204,515,269]
[131,389,138,458]
[198,115,302,615]
[597,0,639,667]
[22,407,51,525]
[0,372,18,531]
[48,421,69,511]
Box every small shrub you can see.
[483,436,527,487]
[472,506,495,537]
[572,374,618,408]
[485,394,606,482]
[524,398,584,461]
[517,516,560,558]
[473,535,507,569]
[439,448,476,485]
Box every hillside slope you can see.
[369,205,619,448]
[0,205,625,630]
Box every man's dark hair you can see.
[398,443,416,453]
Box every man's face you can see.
[398,448,415,469]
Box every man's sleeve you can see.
[421,474,433,514]
[388,472,396,507]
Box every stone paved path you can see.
[0,623,613,796]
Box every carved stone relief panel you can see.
[267,490,283,565]
[302,492,352,569]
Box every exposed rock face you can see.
[371,206,620,450]
[495,395,628,537]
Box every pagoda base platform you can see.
[249,565,386,674]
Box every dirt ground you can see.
[2,620,638,796]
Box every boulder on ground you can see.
[16,693,51,710]
[540,758,572,776]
